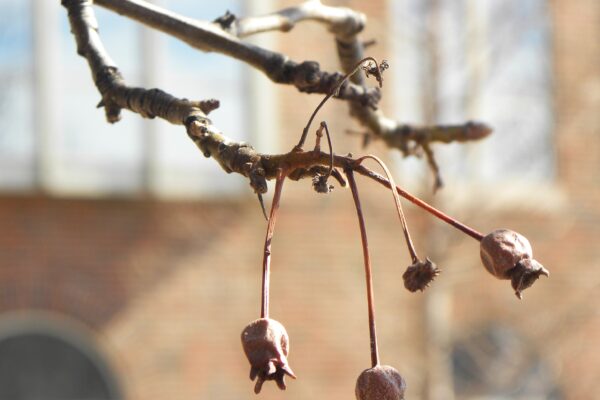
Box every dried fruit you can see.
[241,318,296,394]
[355,365,406,400]
[402,258,441,292]
[480,229,549,299]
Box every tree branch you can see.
[224,2,493,154]
[234,0,490,184]
[93,0,379,109]
[92,0,492,176]
[62,0,488,239]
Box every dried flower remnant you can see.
[355,365,406,400]
[241,318,296,394]
[480,229,549,299]
[402,258,441,292]
[362,59,389,87]
[312,173,333,193]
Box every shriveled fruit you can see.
[480,229,549,298]
[241,318,296,394]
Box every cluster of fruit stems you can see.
[259,158,484,369]
[258,58,486,371]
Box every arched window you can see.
[0,316,122,400]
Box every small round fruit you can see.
[480,229,549,298]
[355,365,406,400]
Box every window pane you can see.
[391,0,554,186]
[0,0,34,189]
[55,6,144,194]
[1,0,248,197]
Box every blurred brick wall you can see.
[0,0,599,399]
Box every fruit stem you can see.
[261,168,286,319]
[294,56,382,151]
[354,166,484,241]
[356,155,419,263]
[394,184,484,241]
[347,168,380,368]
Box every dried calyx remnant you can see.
[402,258,440,292]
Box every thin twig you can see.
[257,194,268,221]
[347,168,380,368]
[422,142,443,191]
[315,121,335,179]
[94,0,376,106]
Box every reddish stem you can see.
[260,169,286,319]
[347,168,380,368]
[295,57,381,151]
[356,155,419,263]
[354,166,484,241]
[395,185,484,241]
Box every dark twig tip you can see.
[257,194,268,221]
[213,10,236,30]
[465,121,493,140]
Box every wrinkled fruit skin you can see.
[241,318,296,394]
[355,365,406,400]
[480,229,549,299]
[402,258,440,292]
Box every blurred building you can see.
[0,0,598,399]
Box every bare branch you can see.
[92,0,491,176]
[62,0,488,239]
[62,0,267,193]
[93,0,378,108]
[228,0,492,183]
[63,0,216,124]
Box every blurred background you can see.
[0,0,598,399]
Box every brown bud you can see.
[355,365,406,400]
[241,318,296,394]
[402,258,441,292]
[480,229,549,299]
